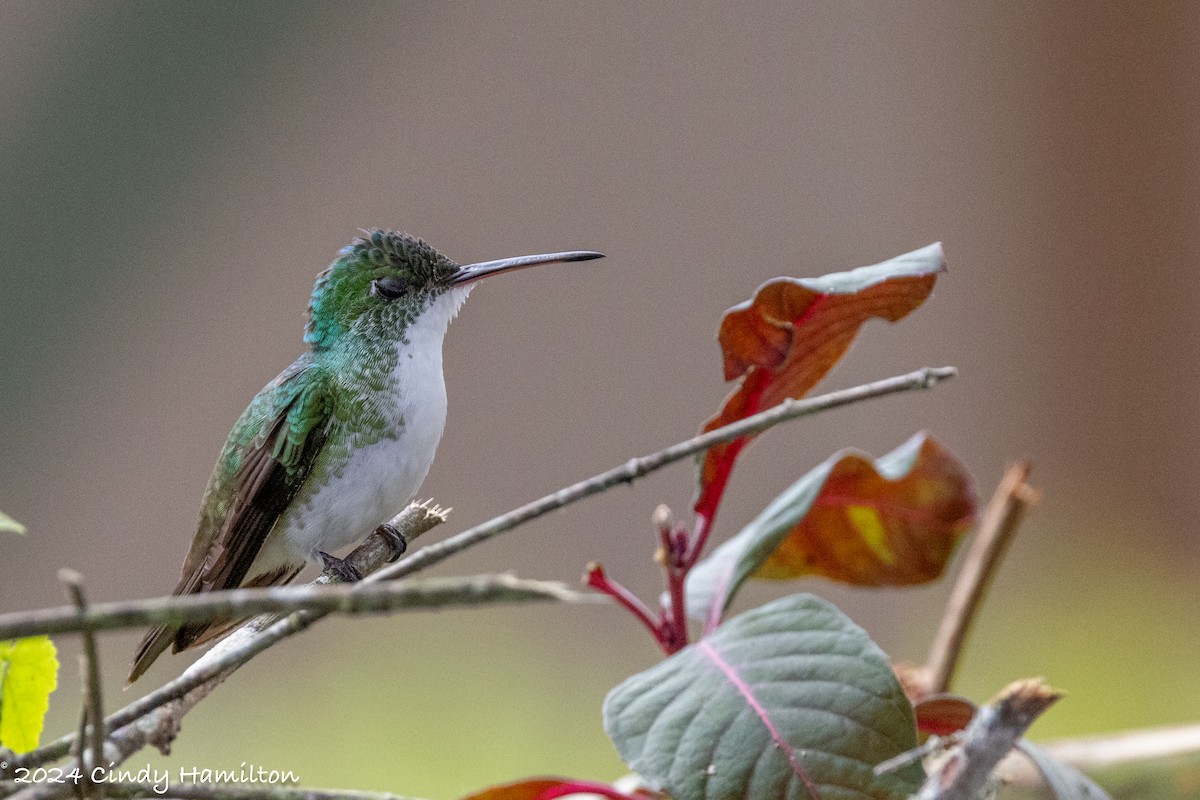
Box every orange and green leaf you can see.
[687,432,977,620]
[694,243,945,522]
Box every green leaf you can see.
[0,636,59,753]
[686,433,976,622]
[1019,741,1112,800]
[603,594,922,800]
[0,510,26,536]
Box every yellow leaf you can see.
[0,636,59,753]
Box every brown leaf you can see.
[694,243,945,522]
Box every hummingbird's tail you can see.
[126,563,304,684]
[127,624,176,685]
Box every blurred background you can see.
[1,2,1198,797]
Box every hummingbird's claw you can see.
[319,551,364,583]
[374,522,408,562]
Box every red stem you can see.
[585,564,671,652]
[661,525,689,653]
[684,511,715,568]
[591,508,716,654]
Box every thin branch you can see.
[921,461,1039,695]
[913,678,1062,800]
[365,366,957,587]
[1045,722,1200,771]
[109,569,601,726]
[992,721,1200,790]
[58,570,103,800]
[0,567,597,641]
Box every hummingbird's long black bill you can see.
[450,250,604,285]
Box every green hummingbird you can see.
[128,230,602,683]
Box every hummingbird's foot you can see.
[319,551,363,583]
[374,522,408,562]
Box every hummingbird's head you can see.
[304,229,603,350]
[304,230,461,350]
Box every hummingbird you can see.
[128,230,602,682]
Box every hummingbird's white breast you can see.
[252,286,473,572]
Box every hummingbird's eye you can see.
[370,276,408,301]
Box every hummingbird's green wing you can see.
[193,370,331,596]
[128,358,333,682]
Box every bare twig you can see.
[992,721,1200,789]
[0,563,594,640]
[914,678,1062,800]
[58,571,104,800]
[922,462,1039,696]
[1045,722,1200,770]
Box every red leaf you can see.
[694,243,945,522]
[914,694,978,737]
[460,778,648,800]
